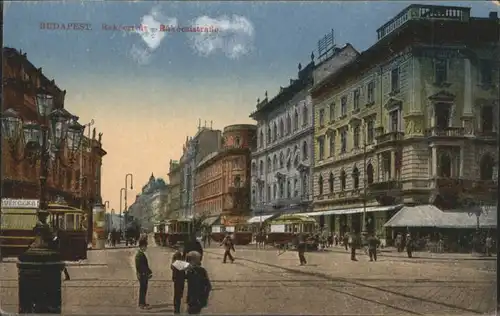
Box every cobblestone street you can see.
[0,244,496,315]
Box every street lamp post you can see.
[119,188,126,232]
[124,173,134,231]
[1,89,85,314]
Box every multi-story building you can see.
[311,4,499,241]
[179,124,222,219]
[194,124,256,225]
[249,58,316,220]
[167,159,182,219]
[1,47,107,212]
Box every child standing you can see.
[171,249,186,314]
[185,251,212,314]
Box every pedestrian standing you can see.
[367,233,380,262]
[297,234,307,265]
[184,235,204,262]
[135,237,152,310]
[485,235,493,256]
[406,232,413,258]
[171,249,186,314]
[185,251,212,314]
[350,232,357,261]
[220,234,235,263]
[52,228,70,281]
[344,232,349,251]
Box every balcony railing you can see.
[425,127,465,137]
[376,131,405,145]
[368,180,402,193]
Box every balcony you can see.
[425,127,465,138]
[368,180,402,195]
[375,131,404,146]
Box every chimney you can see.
[489,12,498,20]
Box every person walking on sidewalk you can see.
[220,233,235,263]
[350,232,358,261]
[367,233,380,262]
[135,237,152,310]
[297,234,307,265]
[406,232,413,258]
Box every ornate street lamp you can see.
[1,88,85,314]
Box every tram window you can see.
[58,215,64,229]
[66,214,75,230]
[75,215,81,230]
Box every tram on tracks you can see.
[211,215,252,245]
[165,219,192,246]
[0,198,87,261]
[267,214,318,250]
[153,221,167,246]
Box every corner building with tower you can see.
[311,4,498,244]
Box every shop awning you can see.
[202,215,221,226]
[298,204,402,217]
[384,205,497,228]
[247,214,275,224]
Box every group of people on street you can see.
[135,235,212,314]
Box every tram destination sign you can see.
[1,199,40,209]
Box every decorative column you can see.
[432,147,438,177]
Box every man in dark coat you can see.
[296,234,307,265]
[183,235,204,262]
[171,248,186,314]
[367,233,381,262]
[220,234,235,263]
[135,237,152,309]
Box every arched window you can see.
[259,130,264,147]
[259,160,264,176]
[251,162,257,175]
[287,180,291,198]
[252,188,256,203]
[266,157,272,173]
[480,154,495,180]
[329,172,334,193]
[294,110,299,131]
[279,179,284,198]
[366,163,374,184]
[302,141,308,160]
[340,170,346,191]
[286,148,292,169]
[293,178,298,197]
[302,106,308,126]
[273,155,278,171]
[267,126,271,144]
[267,185,271,201]
[273,122,278,142]
[302,174,308,197]
[273,184,277,199]
[318,175,323,195]
[286,115,292,135]
[438,153,452,178]
[294,154,299,168]
[352,166,360,189]
[235,136,241,147]
[259,185,263,202]
[279,152,285,169]
[279,119,284,138]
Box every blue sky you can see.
[4,0,498,210]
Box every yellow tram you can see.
[0,198,87,261]
[211,216,252,245]
[267,214,318,249]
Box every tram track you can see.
[203,249,490,315]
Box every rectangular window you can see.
[367,119,375,144]
[389,110,400,132]
[340,130,347,153]
[341,96,347,116]
[367,81,375,103]
[329,133,335,157]
[329,102,335,122]
[391,68,399,92]
[353,89,360,110]
[319,109,325,127]
[318,137,325,160]
[480,60,493,85]
[353,126,360,149]
[435,59,447,84]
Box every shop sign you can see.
[1,199,39,209]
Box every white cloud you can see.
[129,5,178,64]
[187,15,254,59]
